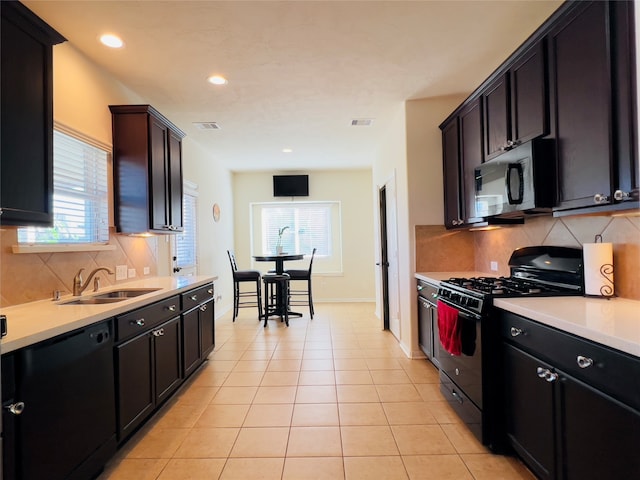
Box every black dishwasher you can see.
[5,320,116,480]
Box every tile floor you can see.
[100,303,535,480]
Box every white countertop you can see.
[415,271,640,358]
[0,275,217,354]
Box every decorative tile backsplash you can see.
[416,213,640,300]
[0,227,158,306]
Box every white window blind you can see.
[175,193,197,268]
[251,201,343,274]
[18,129,109,244]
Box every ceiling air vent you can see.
[351,118,374,127]
[192,122,221,130]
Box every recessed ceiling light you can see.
[99,33,124,48]
[282,148,293,153]
[207,75,228,85]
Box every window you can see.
[251,201,342,273]
[175,192,197,270]
[18,128,109,244]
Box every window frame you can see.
[13,123,114,254]
[249,201,343,274]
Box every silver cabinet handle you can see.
[593,193,610,204]
[6,402,25,415]
[613,190,630,201]
[536,367,558,382]
[510,327,523,337]
[417,285,424,291]
[131,318,145,327]
[200,304,207,312]
[190,294,198,301]
[152,328,165,337]
[577,355,593,369]
[166,304,176,312]
[207,288,213,294]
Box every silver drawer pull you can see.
[190,295,198,301]
[537,367,547,378]
[200,305,207,312]
[207,288,213,294]
[6,402,25,415]
[510,327,523,337]
[131,318,145,327]
[577,355,593,369]
[166,305,176,312]
[152,328,165,337]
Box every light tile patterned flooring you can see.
[100,303,534,480]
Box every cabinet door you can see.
[503,343,556,480]
[441,117,462,228]
[150,118,169,231]
[417,297,432,359]
[168,130,184,231]
[182,308,201,378]
[483,74,509,160]
[511,41,548,145]
[559,373,640,480]
[154,316,182,405]
[200,299,215,359]
[548,1,612,210]
[116,332,154,440]
[0,5,63,226]
[459,99,483,222]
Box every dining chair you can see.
[285,247,316,319]
[262,273,290,327]
[227,250,262,321]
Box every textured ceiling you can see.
[24,0,562,172]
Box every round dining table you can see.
[253,253,304,319]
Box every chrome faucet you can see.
[73,267,114,296]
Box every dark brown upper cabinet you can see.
[441,116,463,228]
[0,2,65,226]
[110,105,185,234]
[548,0,638,214]
[440,97,484,228]
[483,40,548,161]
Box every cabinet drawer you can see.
[116,295,180,342]
[499,309,640,411]
[181,283,214,311]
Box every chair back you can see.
[307,248,317,273]
[227,250,239,272]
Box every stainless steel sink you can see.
[60,297,128,305]
[92,288,160,299]
[59,288,161,305]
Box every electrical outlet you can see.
[490,261,499,272]
[143,266,150,275]
[115,265,128,280]
[128,268,136,278]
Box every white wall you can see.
[372,96,468,357]
[231,170,376,305]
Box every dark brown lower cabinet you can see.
[503,343,556,480]
[116,316,181,441]
[559,373,640,480]
[182,298,215,377]
[502,342,640,480]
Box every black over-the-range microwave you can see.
[472,139,556,221]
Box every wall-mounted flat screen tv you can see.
[273,174,309,197]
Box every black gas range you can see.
[436,246,584,452]
[438,246,584,316]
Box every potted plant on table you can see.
[276,226,289,255]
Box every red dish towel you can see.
[437,300,461,355]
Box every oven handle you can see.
[437,297,482,321]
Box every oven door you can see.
[437,305,483,409]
